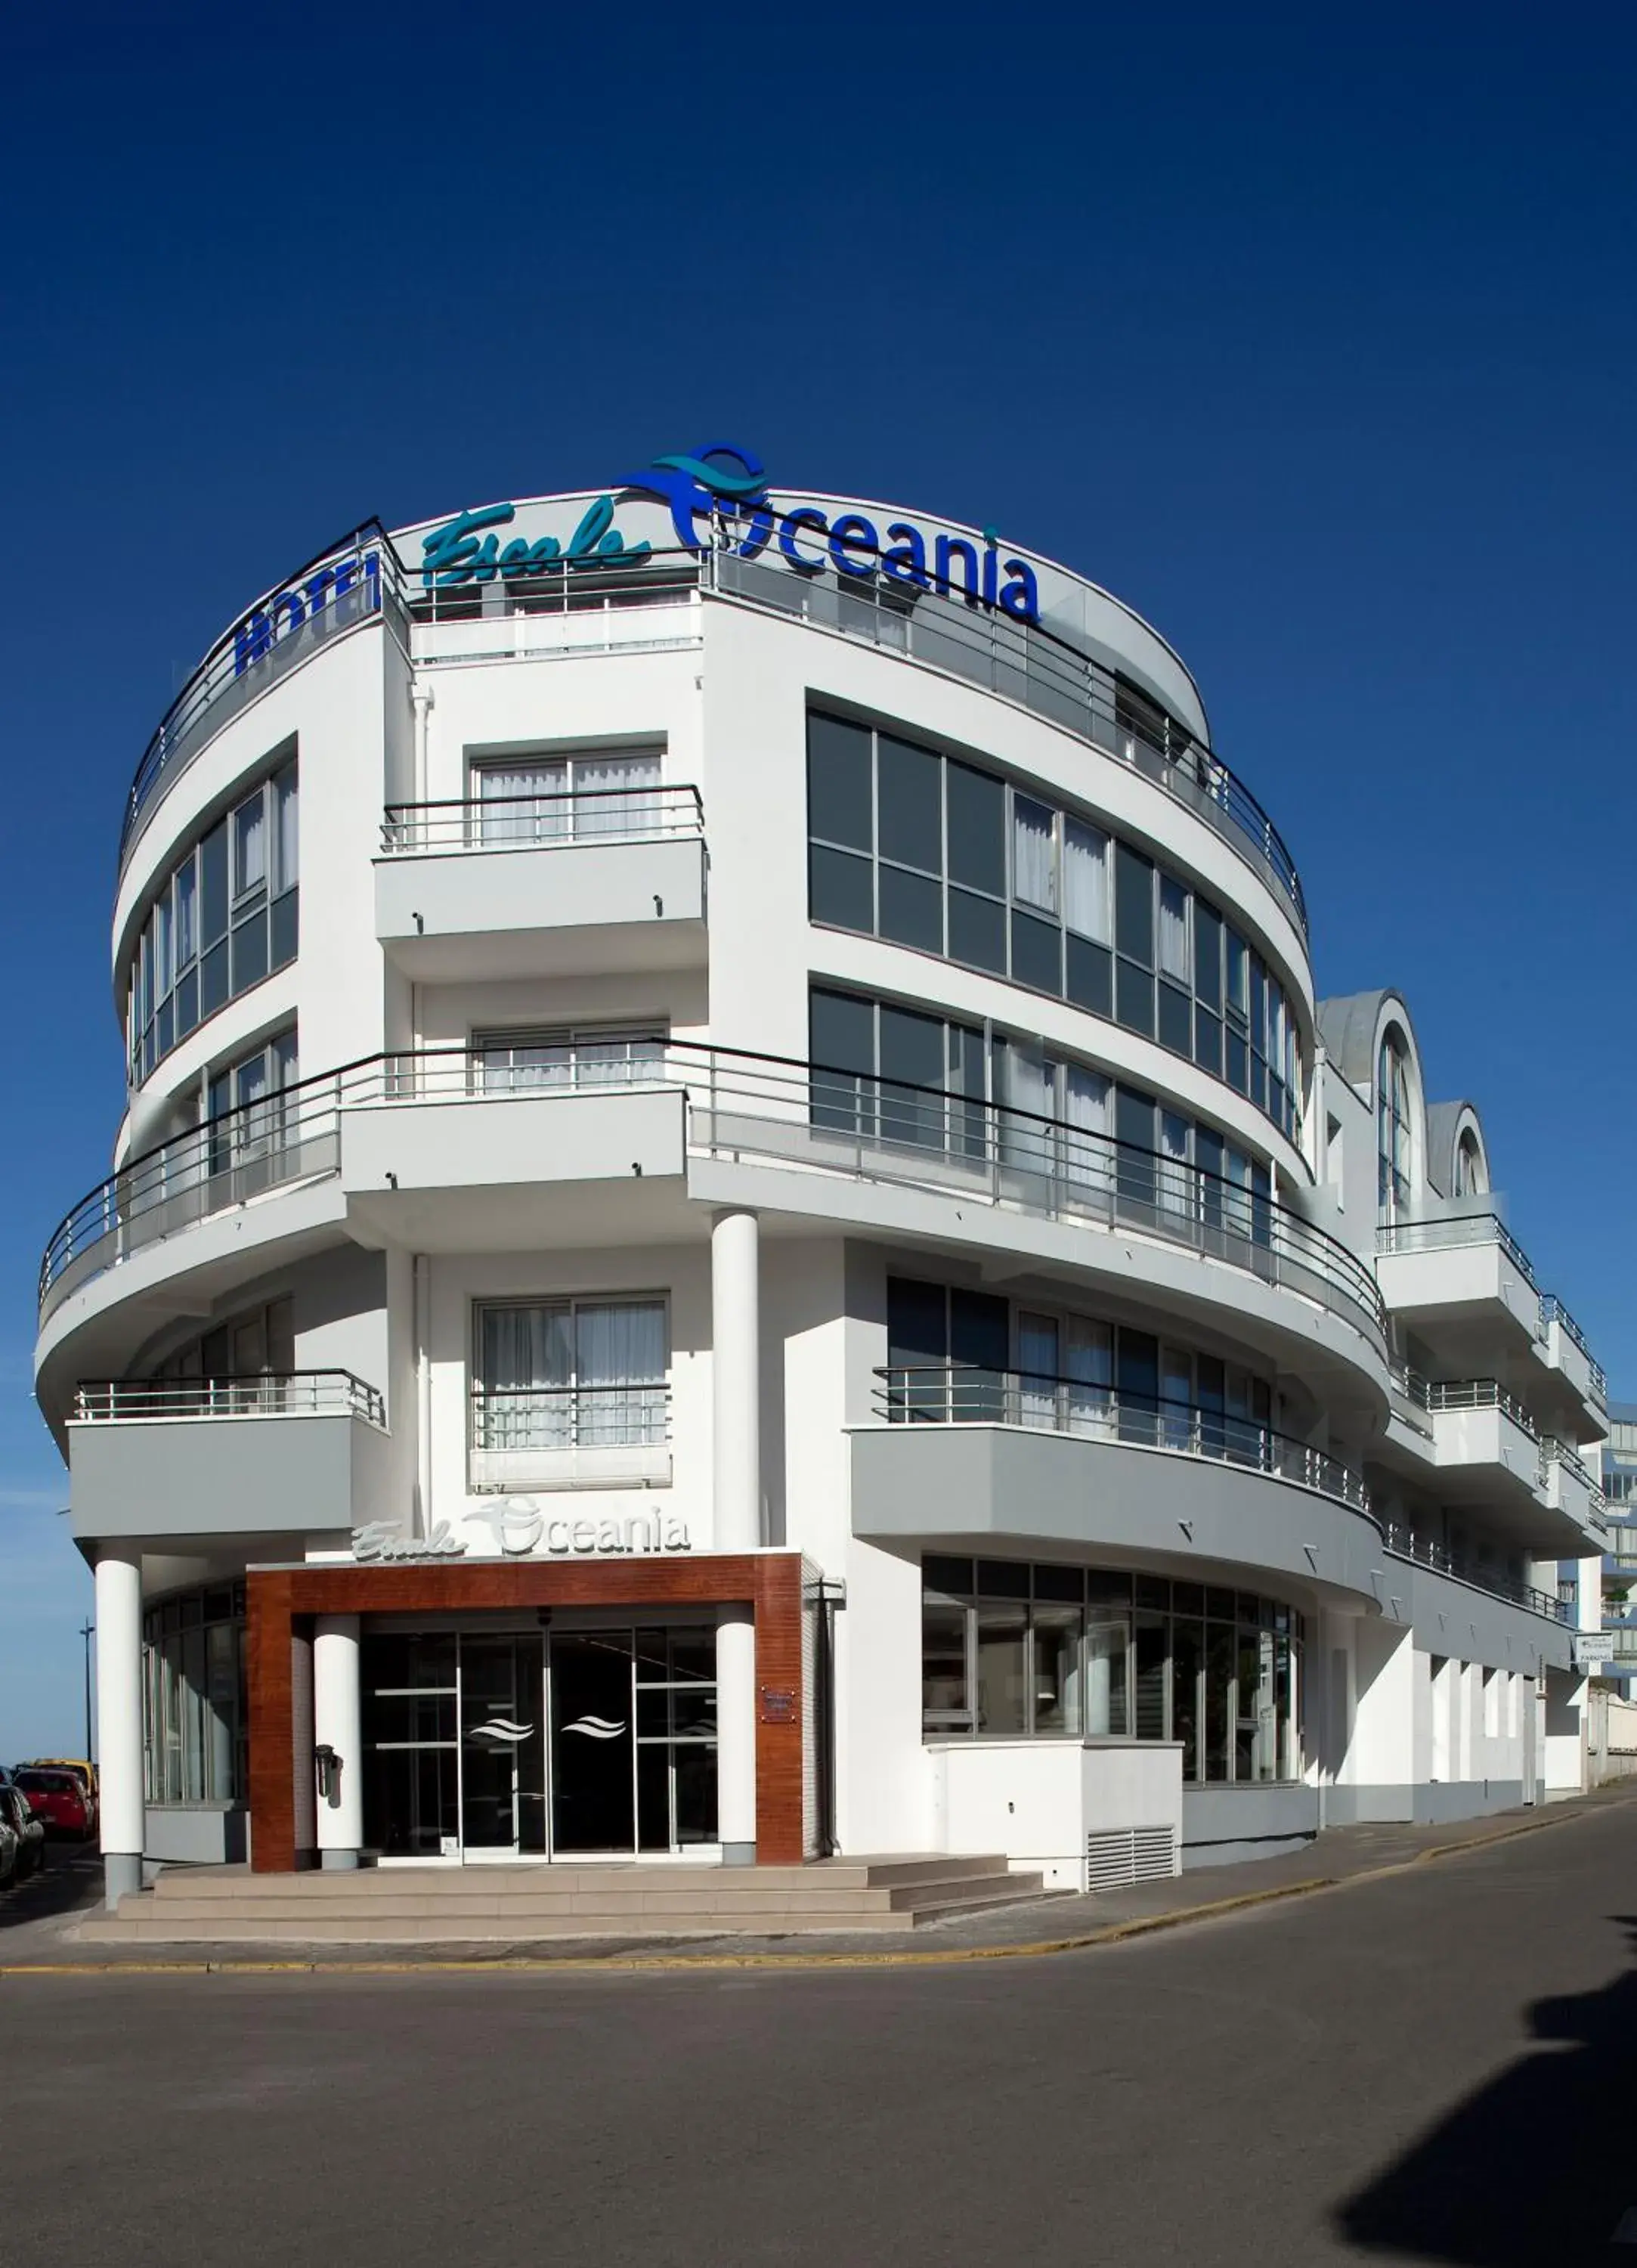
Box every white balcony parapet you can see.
[468,1380,670,1493]
[379,782,704,856]
[39,1042,1388,1352]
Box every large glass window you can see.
[475,746,662,844]
[921,1557,1304,1780]
[475,1024,664,1095]
[1378,1030,1413,1213]
[806,711,1303,1141]
[142,1585,246,1804]
[472,1297,667,1455]
[127,758,298,1086]
[205,1030,299,1179]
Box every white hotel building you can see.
[35,449,1610,1914]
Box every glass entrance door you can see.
[549,1631,637,1853]
[549,1628,719,1857]
[460,1635,546,1856]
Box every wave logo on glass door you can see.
[561,1716,627,1740]
[469,1719,535,1744]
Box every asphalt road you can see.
[3,1801,1635,2267]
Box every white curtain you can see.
[481,1304,572,1450]
[1062,1062,1111,1196]
[998,1040,1053,1173]
[1063,820,1110,942]
[1159,878,1190,981]
[274,770,299,891]
[1065,1316,1112,1430]
[234,792,266,896]
[1159,1111,1193,1218]
[1011,796,1056,912]
[574,751,662,840]
[478,760,568,844]
[576,1300,666,1445]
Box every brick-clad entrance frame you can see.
[246,1552,806,1872]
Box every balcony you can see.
[1538,1293,1608,1424]
[1423,1378,1542,1501]
[1375,1207,1543,1361]
[872,1365,1369,1512]
[39,1044,1387,1389]
[851,1371,1382,1603]
[67,1371,392,1548]
[1376,1522,1570,1628]
[1540,1436,1608,1546]
[374,785,707,981]
[468,1380,670,1493]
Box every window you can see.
[804,711,1304,1140]
[475,748,662,844]
[1453,1129,1486,1198]
[127,758,297,1086]
[1378,1030,1413,1213]
[472,1298,667,1454]
[809,987,985,1157]
[152,1296,296,1406]
[921,1558,1303,1774]
[206,1030,299,1179]
[143,1585,246,1804]
[475,1025,664,1095]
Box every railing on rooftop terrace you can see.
[113,530,1309,936]
[39,1043,1385,1350]
[869,1364,1370,1511]
[1379,1523,1570,1624]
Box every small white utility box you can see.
[927,1738,1184,1891]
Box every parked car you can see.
[0,1770,46,1882]
[0,1813,15,1888]
[21,1759,97,1837]
[14,1767,93,1839]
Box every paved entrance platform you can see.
[4,1786,1633,1968]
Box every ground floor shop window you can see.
[922,1557,1302,1782]
[142,1585,246,1803]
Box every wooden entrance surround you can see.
[246,1552,807,1871]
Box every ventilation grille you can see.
[1085,1825,1176,1892]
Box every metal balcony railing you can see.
[1423,1378,1540,1440]
[72,1371,387,1427]
[469,1380,670,1452]
[1376,1207,1537,1285]
[380,783,704,855]
[1379,1523,1570,1624]
[40,1042,1386,1351]
[871,1364,1371,1513]
[1540,1294,1608,1402]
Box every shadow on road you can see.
[1336,1917,1637,2263]
[1,1844,103,1930]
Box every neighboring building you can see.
[1600,1404,1637,1690]
[32,446,1611,1909]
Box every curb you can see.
[2,1789,1628,1980]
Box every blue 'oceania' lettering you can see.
[828,513,878,580]
[881,522,929,592]
[778,508,829,574]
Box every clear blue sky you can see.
[2,2,1633,1753]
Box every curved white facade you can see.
[38,449,1606,1904]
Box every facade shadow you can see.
[1336,1919,1637,2263]
[0,1844,104,1928]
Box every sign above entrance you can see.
[346,1507,694,1566]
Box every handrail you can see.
[72,1370,387,1427]
[39,1040,1386,1349]
[114,522,1309,940]
[1376,1207,1537,1287]
[870,1363,1370,1512]
[381,783,705,854]
[1379,1523,1570,1624]
[1541,1434,1597,1490]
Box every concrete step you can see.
[81,1860,1051,1944]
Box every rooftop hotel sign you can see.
[413,442,1043,624]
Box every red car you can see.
[14,1768,92,1839]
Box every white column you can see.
[716,1609,757,1867]
[94,1548,144,1907]
[314,1614,364,1869]
[712,1209,761,1864]
[711,1209,761,1551]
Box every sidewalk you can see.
[5,1786,1633,1972]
